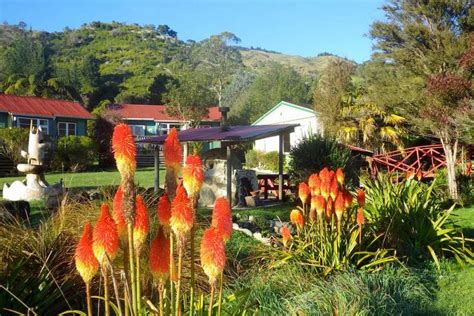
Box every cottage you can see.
[253,101,322,153]
[106,103,222,136]
[0,94,93,138]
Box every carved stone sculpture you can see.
[3,126,63,206]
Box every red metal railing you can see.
[369,144,446,178]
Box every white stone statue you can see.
[3,125,63,206]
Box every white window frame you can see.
[58,122,77,137]
[17,117,49,134]
[130,124,146,136]
[157,123,181,135]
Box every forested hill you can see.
[0,21,352,123]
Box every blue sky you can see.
[0,0,386,63]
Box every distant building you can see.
[0,94,93,138]
[105,103,222,136]
[253,101,322,153]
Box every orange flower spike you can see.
[328,170,336,182]
[416,168,423,181]
[325,197,334,220]
[341,188,352,208]
[112,123,136,176]
[170,184,194,241]
[157,192,171,228]
[149,229,170,282]
[406,169,415,181]
[164,127,182,173]
[308,173,319,189]
[182,154,205,198]
[280,225,292,247]
[200,227,226,284]
[334,192,346,222]
[112,186,127,240]
[320,179,330,199]
[311,177,321,196]
[133,195,150,250]
[356,189,365,207]
[93,204,119,265]
[335,168,345,186]
[290,209,305,229]
[329,177,339,200]
[75,223,99,284]
[298,182,310,205]
[211,197,233,242]
[314,195,326,218]
[356,207,365,226]
[319,167,330,183]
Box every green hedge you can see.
[52,136,97,172]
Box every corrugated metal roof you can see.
[0,94,93,119]
[107,104,222,122]
[137,124,298,144]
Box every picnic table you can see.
[257,173,292,200]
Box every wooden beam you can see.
[154,145,160,193]
[278,133,284,201]
[226,145,232,205]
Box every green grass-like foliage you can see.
[362,174,474,267]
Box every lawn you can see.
[0,167,165,191]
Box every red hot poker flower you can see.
[343,189,353,208]
[329,178,339,200]
[170,184,194,242]
[133,194,150,250]
[298,182,310,205]
[319,168,330,183]
[211,197,233,242]
[356,189,365,207]
[334,192,346,222]
[308,173,320,189]
[182,154,204,198]
[112,123,136,176]
[200,227,226,284]
[164,128,182,172]
[356,208,365,226]
[325,197,334,221]
[313,195,326,218]
[93,204,119,265]
[290,209,304,229]
[280,225,292,247]
[112,186,127,240]
[75,223,99,284]
[149,228,170,282]
[157,192,171,228]
[336,168,345,186]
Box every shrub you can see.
[52,136,97,172]
[0,128,29,166]
[434,168,474,206]
[362,174,474,266]
[245,149,280,172]
[288,134,358,184]
[228,264,432,315]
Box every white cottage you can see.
[253,101,322,153]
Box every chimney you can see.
[219,106,230,131]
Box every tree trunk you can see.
[441,137,459,200]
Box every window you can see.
[130,125,146,136]
[58,122,77,137]
[17,117,49,134]
[158,123,181,135]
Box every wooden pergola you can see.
[137,124,298,205]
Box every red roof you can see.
[0,94,93,119]
[107,104,221,122]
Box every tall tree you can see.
[191,32,242,107]
[369,0,474,199]
[163,71,215,126]
[312,59,355,136]
[238,63,310,124]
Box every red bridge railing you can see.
[369,144,446,178]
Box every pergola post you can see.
[226,145,232,205]
[278,133,284,201]
[154,145,160,193]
